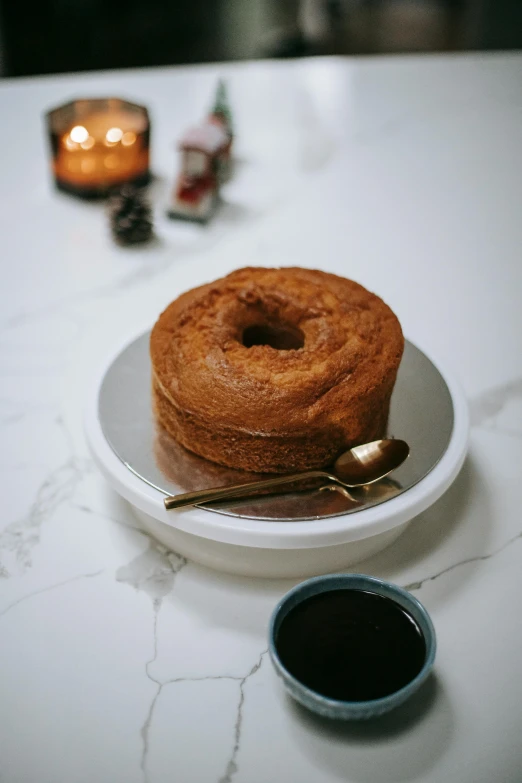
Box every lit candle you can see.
[46,98,150,197]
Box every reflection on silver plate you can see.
[98,333,454,522]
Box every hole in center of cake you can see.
[242,323,304,351]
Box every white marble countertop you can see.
[1,52,522,783]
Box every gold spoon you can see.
[163,439,409,510]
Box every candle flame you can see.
[80,135,95,150]
[121,131,137,147]
[63,135,78,151]
[105,127,123,145]
[70,125,89,144]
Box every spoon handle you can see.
[163,470,332,510]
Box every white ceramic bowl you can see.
[85,337,469,579]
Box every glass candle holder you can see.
[46,98,151,198]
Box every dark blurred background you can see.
[0,0,521,78]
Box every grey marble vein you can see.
[139,598,163,782]
[139,673,240,783]
[55,414,79,460]
[116,540,188,782]
[218,650,268,783]
[71,502,129,527]
[0,455,92,576]
[1,255,174,333]
[144,599,163,688]
[470,377,522,432]
[139,646,268,783]
[404,527,522,592]
[116,540,187,604]
[0,411,26,425]
[0,400,61,427]
[140,682,162,783]
[0,569,104,620]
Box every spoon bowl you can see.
[163,439,409,510]
[334,439,410,486]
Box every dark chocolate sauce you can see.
[276,589,426,701]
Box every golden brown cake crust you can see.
[150,267,404,473]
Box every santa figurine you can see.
[167,123,229,223]
[168,81,234,223]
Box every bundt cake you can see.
[150,267,404,473]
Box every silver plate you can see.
[98,333,454,521]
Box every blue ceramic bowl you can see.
[269,573,436,720]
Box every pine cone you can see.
[109,185,153,245]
